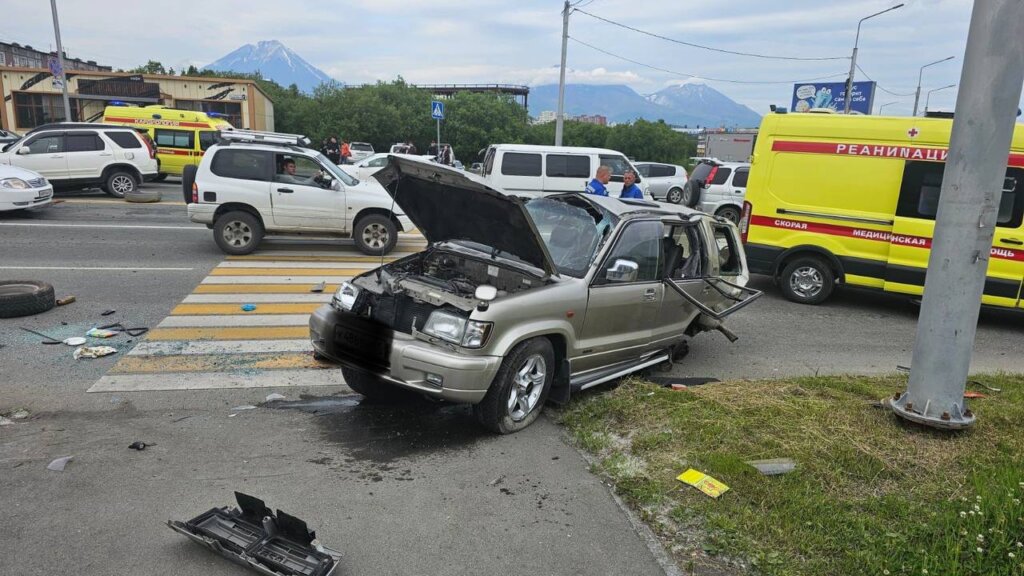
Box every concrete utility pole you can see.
[50,0,72,122]
[913,56,955,117]
[555,0,570,146]
[844,4,903,114]
[887,0,1024,430]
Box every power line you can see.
[574,9,850,62]
[568,36,849,85]
[855,64,917,96]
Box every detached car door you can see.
[577,220,665,371]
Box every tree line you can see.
[125,63,697,166]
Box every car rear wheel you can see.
[104,171,138,198]
[715,205,741,223]
[681,180,702,208]
[342,367,419,402]
[0,280,56,318]
[182,165,198,204]
[473,338,554,434]
[780,256,835,305]
[666,187,684,204]
[353,214,398,256]
[214,210,264,255]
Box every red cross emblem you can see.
[907,127,919,138]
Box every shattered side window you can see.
[526,197,617,278]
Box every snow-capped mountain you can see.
[529,83,761,128]
[203,40,333,93]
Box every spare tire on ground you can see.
[182,165,198,204]
[0,280,55,318]
[125,189,162,203]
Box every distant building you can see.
[534,110,557,124]
[0,41,112,73]
[574,114,607,126]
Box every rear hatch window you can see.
[689,162,714,182]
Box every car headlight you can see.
[0,178,29,189]
[422,311,492,348]
[332,282,359,311]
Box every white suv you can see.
[186,131,414,256]
[0,123,158,198]
[348,142,374,162]
[634,162,688,204]
[682,160,750,223]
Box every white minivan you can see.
[479,144,650,199]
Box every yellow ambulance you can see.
[739,111,1024,308]
[102,105,234,179]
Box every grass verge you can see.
[558,374,1024,576]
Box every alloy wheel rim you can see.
[790,266,824,298]
[669,189,681,203]
[507,354,546,422]
[223,221,252,247]
[112,175,133,195]
[362,223,389,249]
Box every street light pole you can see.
[555,0,571,146]
[845,4,904,114]
[924,83,957,114]
[913,56,955,116]
[886,0,1024,430]
[49,0,72,122]
[878,101,899,115]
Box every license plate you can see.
[36,188,52,200]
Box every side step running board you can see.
[572,353,670,391]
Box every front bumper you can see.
[0,186,52,211]
[309,303,501,404]
[188,202,217,225]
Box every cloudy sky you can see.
[3,0,1020,115]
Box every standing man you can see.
[324,136,341,164]
[428,140,438,157]
[619,169,643,199]
[340,140,351,164]
[585,165,612,196]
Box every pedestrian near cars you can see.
[428,140,438,157]
[619,169,643,199]
[340,140,351,164]
[324,136,341,164]
[406,140,418,155]
[585,165,612,196]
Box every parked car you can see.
[339,152,390,181]
[0,165,52,212]
[480,144,652,200]
[348,142,374,162]
[0,129,21,147]
[310,155,761,434]
[185,130,413,256]
[0,123,158,197]
[681,159,749,223]
[634,162,688,204]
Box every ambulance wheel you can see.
[780,257,834,305]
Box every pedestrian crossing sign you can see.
[431,100,445,120]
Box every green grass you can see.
[558,375,1024,576]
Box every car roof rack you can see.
[218,129,312,148]
[27,122,138,134]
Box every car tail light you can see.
[141,134,156,159]
[192,182,198,204]
[739,201,752,244]
[705,166,719,187]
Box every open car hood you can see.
[373,155,558,276]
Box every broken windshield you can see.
[525,196,618,277]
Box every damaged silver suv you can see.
[309,156,761,433]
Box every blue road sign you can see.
[431,100,445,120]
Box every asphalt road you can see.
[2,185,1022,576]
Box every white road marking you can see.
[182,293,333,304]
[129,339,314,356]
[201,276,353,284]
[0,222,204,231]
[158,314,312,328]
[217,260,383,269]
[87,369,346,392]
[0,266,194,271]
[246,250,419,258]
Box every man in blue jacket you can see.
[619,169,643,199]
[585,165,611,196]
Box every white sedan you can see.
[339,153,391,181]
[0,165,52,212]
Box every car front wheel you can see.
[779,256,835,305]
[474,338,554,434]
[353,214,398,256]
[214,210,264,255]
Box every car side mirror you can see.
[330,178,342,191]
[16,147,30,155]
[606,259,639,283]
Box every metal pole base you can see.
[884,391,976,430]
